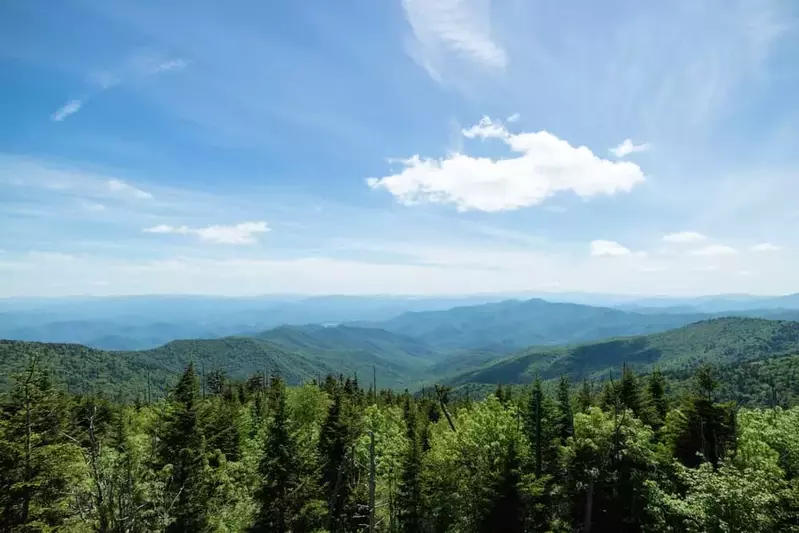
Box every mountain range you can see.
[3,292,799,398]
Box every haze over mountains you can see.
[3,292,799,398]
[2,292,799,351]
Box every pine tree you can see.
[0,359,80,532]
[251,374,301,533]
[159,363,211,533]
[672,365,736,468]
[397,398,424,533]
[481,439,524,533]
[318,388,364,532]
[576,379,593,413]
[556,375,574,443]
[618,364,643,416]
[643,367,668,430]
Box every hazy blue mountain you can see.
[0,294,510,350]
[355,298,710,351]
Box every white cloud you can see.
[107,179,153,199]
[750,242,781,252]
[610,139,652,158]
[147,58,188,74]
[82,201,107,212]
[690,244,738,256]
[368,117,645,212]
[143,224,191,235]
[590,240,633,257]
[51,100,82,122]
[736,269,758,277]
[506,113,520,122]
[402,0,507,82]
[143,221,270,244]
[662,231,707,244]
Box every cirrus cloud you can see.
[590,240,633,257]
[367,117,645,212]
[662,231,707,244]
[144,221,270,244]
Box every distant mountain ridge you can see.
[443,317,799,387]
[354,298,711,351]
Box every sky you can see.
[1,0,799,297]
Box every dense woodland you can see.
[2,355,799,533]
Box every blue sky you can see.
[1,0,798,297]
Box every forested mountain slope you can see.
[357,297,709,350]
[0,325,436,398]
[446,317,799,386]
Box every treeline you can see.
[1,360,799,532]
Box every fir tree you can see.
[576,379,593,413]
[159,363,211,533]
[0,360,80,532]
[397,398,424,533]
[556,375,574,443]
[251,374,301,533]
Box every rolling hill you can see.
[0,324,441,397]
[444,317,799,387]
[357,298,710,351]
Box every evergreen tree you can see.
[576,379,593,413]
[643,367,668,430]
[556,375,574,443]
[481,438,524,533]
[158,363,211,533]
[251,374,301,533]
[318,388,364,532]
[397,398,424,533]
[618,364,643,416]
[671,365,737,468]
[0,360,80,532]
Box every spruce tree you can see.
[159,363,211,533]
[643,367,668,430]
[618,364,643,416]
[251,374,300,533]
[0,360,79,532]
[481,439,524,533]
[397,398,424,533]
[576,379,593,413]
[556,375,574,443]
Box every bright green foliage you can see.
[0,358,798,533]
[423,396,530,532]
[0,360,83,533]
[561,407,659,532]
[251,374,302,532]
[158,363,213,533]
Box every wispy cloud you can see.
[368,117,644,212]
[663,231,707,244]
[610,139,652,158]
[51,100,83,122]
[144,221,270,244]
[590,240,633,257]
[50,51,187,121]
[107,179,153,199]
[506,113,520,123]
[690,244,738,256]
[750,242,781,252]
[402,0,507,82]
